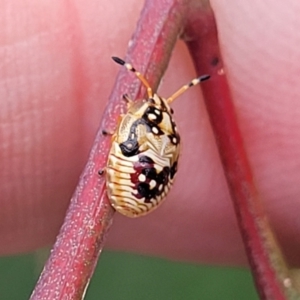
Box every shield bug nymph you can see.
[103,57,210,217]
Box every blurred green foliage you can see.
[0,251,258,299]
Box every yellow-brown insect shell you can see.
[105,94,180,217]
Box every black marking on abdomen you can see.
[119,115,165,157]
[170,161,178,179]
[119,139,140,157]
[131,156,171,203]
[139,155,154,164]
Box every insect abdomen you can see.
[106,142,176,217]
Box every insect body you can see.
[105,57,209,218]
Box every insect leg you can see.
[98,168,107,176]
[102,129,114,136]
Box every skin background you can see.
[0,0,300,268]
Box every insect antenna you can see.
[112,56,153,98]
[167,74,210,104]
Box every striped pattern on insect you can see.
[104,57,210,218]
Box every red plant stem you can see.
[184,3,297,300]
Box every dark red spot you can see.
[130,155,171,203]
